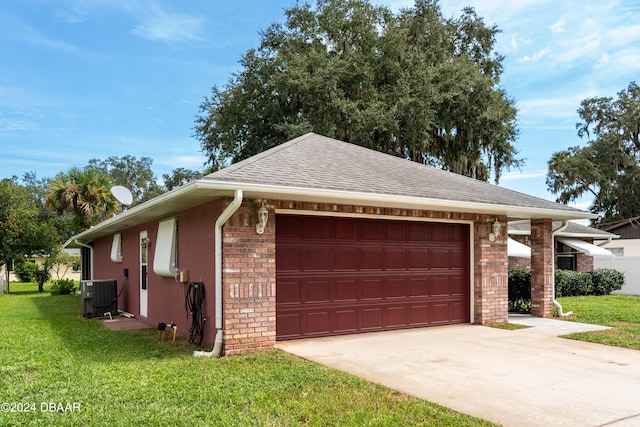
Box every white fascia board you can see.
[63,178,596,248]
[197,180,597,221]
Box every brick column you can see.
[530,219,554,317]
[473,215,508,324]
[222,200,276,355]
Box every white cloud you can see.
[500,169,548,181]
[519,48,549,63]
[127,1,204,43]
[550,18,566,33]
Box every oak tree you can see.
[195,0,520,181]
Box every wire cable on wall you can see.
[185,282,205,346]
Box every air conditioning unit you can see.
[81,279,118,318]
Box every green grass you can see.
[486,322,530,331]
[557,295,640,350]
[0,283,496,426]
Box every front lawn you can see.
[557,295,640,350]
[0,284,495,426]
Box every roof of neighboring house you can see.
[65,133,595,247]
[508,220,618,239]
[602,216,640,232]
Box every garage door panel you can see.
[304,217,332,239]
[385,277,407,299]
[429,247,453,268]
[359,246,383,269]
[409,304,429,325]
[334,309,358,333]
[334,279,358,301]
[451,301,469,322]
[361,220,383,240]
[408,276,429,296]
[384,247,406,269]
[450,276,468,296]
[430,276,452,296]
[386,305,407,327]
[429,302,452,325]
[361,307,383,329]
[408,248,429,269]
[385,221,406,241]
[334,218,357,240]
[276,280,302,304]
[306,311,331,335]
[304,279,331,303]
[276,312,301,339]
[359,278,383,300]
[333,247,358,270]
[276,215,470,340]
[277,247,301,271]
[302,247,331,271]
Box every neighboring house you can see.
[0,249,81,283]
[64,133,593,355]
[508,221,617,272]
[593,217,640,295]
[597,217,640,256]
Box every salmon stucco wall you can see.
[91,199,224,346]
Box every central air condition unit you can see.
[81,279,118,318]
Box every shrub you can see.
[34,265,52,293]
[508,269,531,313]
[50,279,77,295]
[14,261,38,282]
[589,269,624,295]
[555,270,591,297]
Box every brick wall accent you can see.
[509,256,531,270]
[473,215,509,324]
[222,199,276,356]
[576,252,594,272]
[221,198,512,354]
[530,219,554,317]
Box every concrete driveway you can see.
[276,318,640,427]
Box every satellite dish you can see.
[111,185,133,209]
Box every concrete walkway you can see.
[276,319,640,427]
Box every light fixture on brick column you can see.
[255,202,269,234]
[489,219,502,241]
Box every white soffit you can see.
[508,238,531,259]
[558,238,613,257]
[153,217,178,277]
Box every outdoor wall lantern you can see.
[256,203,269,235]
[140,237,151,249]
[489,219,502,242]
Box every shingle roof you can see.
[205,133,585,214]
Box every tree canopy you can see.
[547,81,640,227]
[45,167,118,233]
[88,155,163,205]
[0,178,59,290]
[194,0,521,182]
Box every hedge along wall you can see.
[508,269,625,313]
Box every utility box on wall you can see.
[81,279,117,318]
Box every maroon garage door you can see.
[276,215,470,340]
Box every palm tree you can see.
[45,167,118,232]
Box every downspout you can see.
[551,221,573,317]
[74,239,94,281]
[194,189,243,358]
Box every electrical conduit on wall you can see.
[194,189,243,357]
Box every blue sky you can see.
[1,1,639,211]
